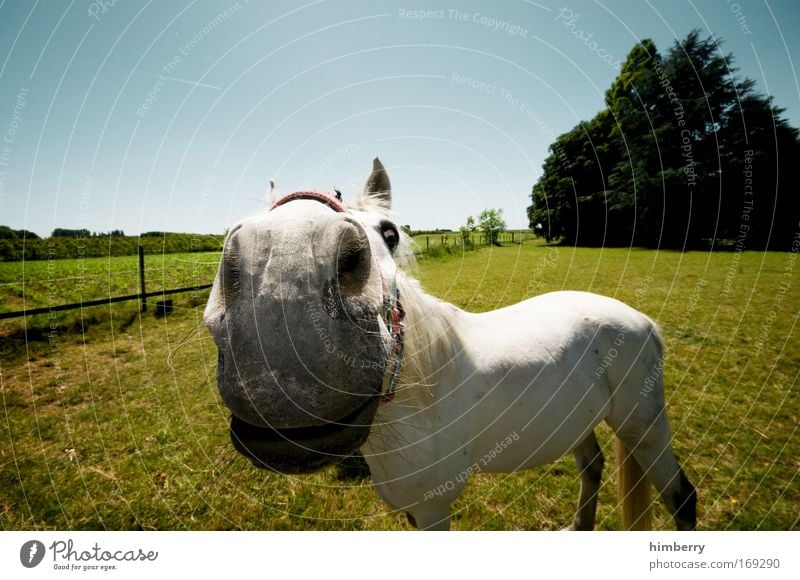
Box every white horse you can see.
[204,158,696,531]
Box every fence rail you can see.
[1,232,535,320]
[0,246,213,321]
[415,231,532,254]
[0,285,213,320]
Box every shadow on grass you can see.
[333,452,371,481]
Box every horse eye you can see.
[380,221,399,252]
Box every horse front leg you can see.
[567,430,605,531]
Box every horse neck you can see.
[395,273,463,406]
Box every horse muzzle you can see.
[228,395,380,474]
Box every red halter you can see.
[270,191,405,405]
[270,190,347,213]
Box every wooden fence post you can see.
[138,245,146,313]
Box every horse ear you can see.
[361,157,391,211]
[268,179,278,206]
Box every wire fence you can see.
[413,231,534,255]
[0,231,536,321]
[0,247,214,321]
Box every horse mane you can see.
[347,193,391,215]
[392,235,461,405]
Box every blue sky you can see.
[1,0,798,237]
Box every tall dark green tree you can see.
[659,31,740,247]
[718,91,800,249]
[605,38,666,246]
[528,30,800,250]
[529,109,623,245]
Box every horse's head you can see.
[204,158,405,473]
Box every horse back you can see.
[451,291,663,471]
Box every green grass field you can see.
[1,242,798,530]
[0,251,220,314]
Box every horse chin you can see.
[228,396,380,474]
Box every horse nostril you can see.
[338,243,364,275]
[336,222,371,296]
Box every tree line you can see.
[0,227,222,261]
[527,30,800,250]
[50,228,126,238]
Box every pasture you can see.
[1,241,798,530]
[0,251,220,316]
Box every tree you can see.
[529,109,627,245]
[460,216,476,240]
[0,226,40,239]
[528,30,800,250]
[478,209,506,245]
[17,229,40,239]
[605,38,667,246]
[458,216,477,249]
[51,228,90,238]
[0,226,18,239]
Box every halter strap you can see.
[379,278,406,405]
[270,190,405,405]
[270,190,347,213]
